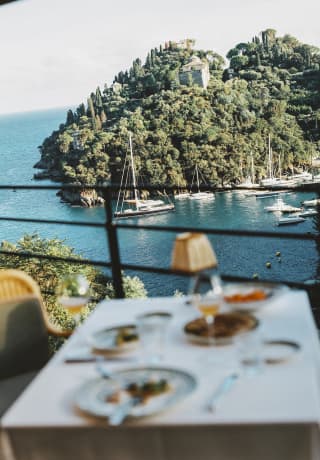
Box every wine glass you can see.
[56,274,91,325]
[192,289,223,343]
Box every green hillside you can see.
[35,31,320,190]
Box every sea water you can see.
[0,108,319,296]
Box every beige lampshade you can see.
[171,232,218,274]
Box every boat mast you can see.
[196,165,200,193]
[279,154,282,180]
[250,152,255,184]
[268,134,273,180]
[128,133,139,208]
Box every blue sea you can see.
[0,108,319,295]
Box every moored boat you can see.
[264,197,302,213]
[299,209,318,217]
[188,165,214,201]
[174,192,190,200]
[277,216,306,225]
[302,199,320,207]
[114,134,175,219]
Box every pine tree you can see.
[76,103,86,118]
[87,96,96,130]
[66,109,74,125]
[95,87,103,108]
[95,114,102,131]
[100,109,107,125]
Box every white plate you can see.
[263,340,301,364]
[74,366,197,419]
[87,324,139,355]
[223,282,288,312]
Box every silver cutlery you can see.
[208,373,239,412]
[109,395,143,426]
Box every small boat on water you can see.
[278,216,306,226]
[255,190,291,199]
[264,197,302,213]
[174,192,190,200]
[188,165,214,201]
[299,209,318,217]
[302,199,320,207]
[189,191,215,201]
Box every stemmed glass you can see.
[56,274,91,326]
[192,285,223,345]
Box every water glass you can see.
[235,328,264,376]
[136,311,172,364]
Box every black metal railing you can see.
[1,184,320,307]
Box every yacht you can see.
[302,198,320,207]
[278,216,306,225]
[299,209,318,217]
[264,197,302,213]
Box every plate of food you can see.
[223,282,288,312]
[87,324,139,354]
[184,312,259,345]
[74,366,197,420]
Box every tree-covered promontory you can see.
[35,31,320,192]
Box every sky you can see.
[0,0,319,115]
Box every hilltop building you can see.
[179,56,210,89]
[111,82,122,93]
[71,130,83,150]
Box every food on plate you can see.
[106,378,170,404]
[224,289,268,303]
[184,312,258,338]
[115,327,139,346]
[126,379,170,402]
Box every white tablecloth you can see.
[1,290,320,460]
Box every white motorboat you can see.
[302,199,320,207]
[189,191,215,201]
[278,216,306,226]
[174,192,190,199]
[255,190,290,199]
[264,197,302,213]
[299,209,318,217]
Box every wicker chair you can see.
[0,269,71,338]
[0,269,71,416]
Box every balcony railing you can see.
[1,184,320,316]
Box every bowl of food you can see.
[223,282,288,312]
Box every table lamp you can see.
[171,232,222,295]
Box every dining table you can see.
[1,286,320,460]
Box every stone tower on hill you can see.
[179,56,210,89]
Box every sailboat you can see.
[114,134,175,219]
[235,152,260,189]
[188,165,214,201]
[260,135,281,187]
[174,178,190,199]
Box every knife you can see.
[208,373,239,412]
[109,395,142,426]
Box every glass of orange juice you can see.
[57,274,91,324]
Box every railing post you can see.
[103,187,125,298]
